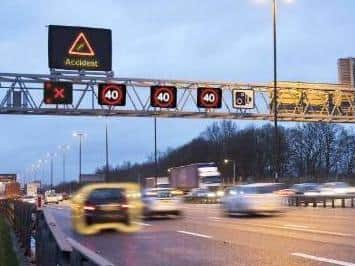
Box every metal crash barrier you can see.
[36,208,114,266]
[0,199,114,266]
[288,194,355,208]
[0,199,36,256]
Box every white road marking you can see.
[281,226,353,237]
[283,224,309,229]
[177,230,212,239]
[209,216,222,220]
[292,253,355,266]
[133,222,152,227]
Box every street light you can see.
[255,0,294,182]
[154,117,158,178]
[105,119,110,182]
[58,144,70,184]
[46,152,56,189]
[73,130,86,183]
[224,159,237,184]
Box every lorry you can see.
[143,177,170,189]
[26,182,41,197]
[0,182,21,199]
[169,162,222,192]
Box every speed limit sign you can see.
[98,83,126,106]
[197,87,222,108]
[150,86,177,108]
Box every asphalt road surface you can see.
[46,203,355,266]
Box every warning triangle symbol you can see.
[68,32,95,56]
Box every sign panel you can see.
[150,86,177,108]
[233,89,254,109]
[48,25,112,71]
[98,83,126,106]
[0,174,16,182]
[197,87,222,108]
[44,81,73,104]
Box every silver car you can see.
[222,183,283,215]
[142,188,183,218]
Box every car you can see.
[56,193,64,201]
[142,188,183,218]
[62,192,70,200]
[70,183,143,234]
[45,191,59,204]
[320,182,355,195]
[20,195,36,204]
[222,183,284,215]
[83,187,131,226]
[290,183,320,195]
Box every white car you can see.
[45,192,59,204]
[21,196,36,204]
[142,188,183,218]
[56,193,64,201]
[320,182,355,195]
[222,183,284,215]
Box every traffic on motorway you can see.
[55,178,355,235]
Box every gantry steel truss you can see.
[0,71,354,123]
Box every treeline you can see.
[96,122,355,184]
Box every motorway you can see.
[46,203,355,266]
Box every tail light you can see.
[121,197,130,210]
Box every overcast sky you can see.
[0,0,354,185]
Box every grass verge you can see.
[0,217,19,266]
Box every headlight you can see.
[207,192,216,198]
[216,190,224,197]
[172,190,184,196]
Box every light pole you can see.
[58,144,70,184]
[105,119,109,182]
[47,152,56,189]
[270,0,294,181]
[73,131,86,183]
[154,117,158,178]
[272,0,279,183]
[224,159,237,184]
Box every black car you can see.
[84,188,130,225]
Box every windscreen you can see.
[201,176,221,184]
[88,188,125,203]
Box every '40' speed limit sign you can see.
[197,87,222,108]
[98,83,126,106]
[150,86,177,108]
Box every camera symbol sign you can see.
[98,83,126,106]
[151,86,177,108]
[232,89,254,109]
[197,87,222,108]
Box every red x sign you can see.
[44,81,73,104]
[54,88,65,99]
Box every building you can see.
[338,57,355,87]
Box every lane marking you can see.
[209,216,222,220]
[177,230,212,239]
[133,222,152,227]
[283,224,309,229]
[292,253,355,266]
[281,226,353,237]
[185,216,353,237]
